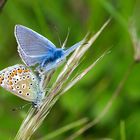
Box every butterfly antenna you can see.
[54,26,62,47]
[62,27,70,49]
[12,103,31,111]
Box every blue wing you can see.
[18,46,46,66]
[15,25,56,66]
[64,41,83,57]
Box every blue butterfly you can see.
[15,25,83,73]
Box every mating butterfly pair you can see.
[0,25,82,107]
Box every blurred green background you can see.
[0,0,140,140]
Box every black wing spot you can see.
[16,86,20,89]
[27,75,30,79]
[22,76,26,80]
[18,90,22,94]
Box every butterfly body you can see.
[15,25,83,73]
[0,64,44,107]
[40,48,65,68]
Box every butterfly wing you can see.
[15,25,56,66]
[64,40,84,58]
[18,46,46,66]
[43,57,66,72]
[0,64,40,102]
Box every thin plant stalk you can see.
[14,19,110,140]
[39,118,88,140]
[66,62,135,140]
[120,120,126,140]
[37,50,110,140]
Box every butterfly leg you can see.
[35,58,49,73]
[41,59,48,68]
[39,61,57,75]
[35,65,42,73]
